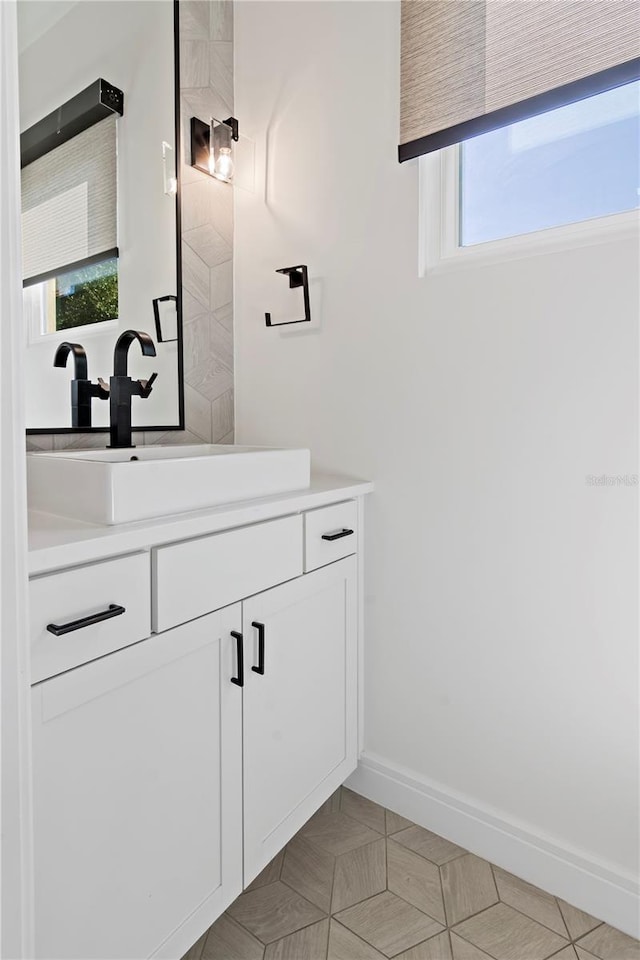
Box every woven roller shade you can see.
[400,0,640,161]
[21,115,117,283]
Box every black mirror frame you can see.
[26,0,185,437]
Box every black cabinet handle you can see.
[251,621,265,675]
[46,603,125,636]
[230,631,244,687]
[321,528,354,542]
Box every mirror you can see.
[18,0,184,435]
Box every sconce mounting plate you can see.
[190,117,211,176]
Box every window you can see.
[23,254,119,345]
[26,255,119,337]
[421,80,640,272]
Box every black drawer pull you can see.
[251,621,265,675]
[321,528,354,542]
[230,631,244,687]
[46,604,126,636]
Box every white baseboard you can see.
[345,752,640,940]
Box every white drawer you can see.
[304,500,358,572]
[30,552,151,684]
[153,515,303,632]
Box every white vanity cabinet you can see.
[31,605,243,960]
[29,551,151,683]
[242,556,357,883]
[153,513,358,887]
[27,480,370,960]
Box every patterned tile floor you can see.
[182,787,640,960]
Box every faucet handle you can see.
[93,378,110,399]
[138,372,158,398]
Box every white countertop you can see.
[28,472,373,576]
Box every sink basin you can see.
[27,444,311,524]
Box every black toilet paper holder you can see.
[265,265,311,327]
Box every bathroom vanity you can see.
[27,471,372,959]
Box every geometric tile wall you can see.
[26,0,234,452]
[177,0,234,445]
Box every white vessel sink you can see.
[27,444,311,524]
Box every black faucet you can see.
[107,330,158,449]
[54,341,109,429]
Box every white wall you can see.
[234,0,639,925]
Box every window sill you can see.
[31,317,119,346]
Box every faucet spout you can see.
[54,341,88,381]
[108,330,158,448]
[53,341,107,429]
[113,329,156,377]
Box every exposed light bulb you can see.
[212,146,234,182]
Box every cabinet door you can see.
[242,556,357,884]
[31,605,243,960]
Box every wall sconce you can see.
[190,116,239,183]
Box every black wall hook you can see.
[265,265,311,327]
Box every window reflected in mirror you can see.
[24,255,119,341]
